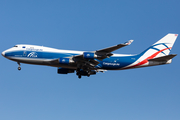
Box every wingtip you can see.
[124,40,134,45]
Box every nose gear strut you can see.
[17,62,21,70]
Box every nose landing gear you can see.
[17,62,21,71]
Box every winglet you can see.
[124,40,134,45]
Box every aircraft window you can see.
[14,45,18,47]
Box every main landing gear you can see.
[78,74,81,79]
[76,68,94,79]
[76,68,82,79]
[17,62,21,71]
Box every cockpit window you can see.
[13,45,18,47]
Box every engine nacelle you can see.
[57,68,75,74]
[59,57,74,64]
[83,52,98,59]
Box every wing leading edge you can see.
[96,40,133,53]
[74,40,133,60]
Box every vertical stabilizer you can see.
[152,33,178,56]
[140,33,178,59]
[123,33,178,69]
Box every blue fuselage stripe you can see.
[5,50,139,70]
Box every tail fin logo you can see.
[149,43,171,56]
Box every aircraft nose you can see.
[1,51,5,57]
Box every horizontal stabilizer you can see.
[148,54,177,61]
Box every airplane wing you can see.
[96,40,133,53]
[47,55,100,70]
[48,40,133,71]
[71,40,134,71]
[74,40,133,60]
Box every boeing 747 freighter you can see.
[2,33,178,78]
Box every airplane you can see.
[1,33,178,78]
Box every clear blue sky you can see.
[0,0,180,120]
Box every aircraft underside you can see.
[6,54,173,79]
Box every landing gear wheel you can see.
[18,67,21,71]
[78,74,81,79]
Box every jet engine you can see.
[83,52,98,59]
[59,57,75,64]
[57,68,75,74]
